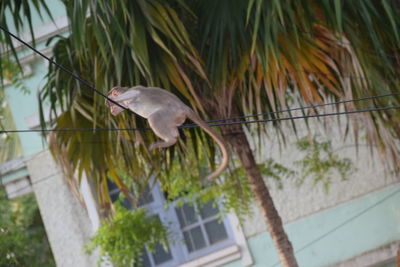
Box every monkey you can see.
[105,85,229,181]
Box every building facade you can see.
[1,1,399,266]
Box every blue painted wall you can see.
[4,0,66,157]
[225,184,400,267]
[5,60,48,156]
[5,0,65,33]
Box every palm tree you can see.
[2,1,400,266]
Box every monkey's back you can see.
[129,86,189,118]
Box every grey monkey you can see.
[106,85,229,181]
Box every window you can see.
[140,216,174,267]
[107,180,240,267]
[175,201,231,258]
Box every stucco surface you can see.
[27,150,98,267]
[241,120,399,238]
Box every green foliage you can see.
[158,153,296,221]
[85,135,355,265]
[155,150,254,221]
[294,137,355,192]
[86,204,169,267]
[0,0,53,78]
[258,160,296,190]
[0,189,55,267]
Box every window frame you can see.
[145,182,237,265]
[107,178,244,267]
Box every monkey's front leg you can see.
[147,112,180,150]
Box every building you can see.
[1,1,399,266]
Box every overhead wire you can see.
[1,11,400,264]
[0,25,133,115]
[1,15,400,266]
[1,26,399,115]
[205,91,400,124]
[1,25,398,97]
[0,102,399,134]
[1,25,400,134]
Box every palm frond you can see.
[39,0,400,210]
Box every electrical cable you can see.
[0,104,399,134]
[181,104,400,128]
[1,25,400,132]
[1,90,398,133]
[2,19,400,265]
[0,25,133,115]
[1,25,399,121]
[206,91,400,124]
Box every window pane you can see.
[107,179,120,202]
[152,243,172,265]
[183,226,207,253]
[146,215,173,265]
[109,190,120,202]
[176,203,198,227]
[138,186,154,206]
[199,201,219,219]
[183,231,194,252]
[205,219,228,244]
[190,226,206,251]
[137,249,152,267]
[121,198,132,210]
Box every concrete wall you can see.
[225,118,400,266]
[225,184,400,267]
[243,125,398,236]
[26,150,98,267]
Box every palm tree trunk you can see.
[221,124,298,267]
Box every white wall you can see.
[27,150,99,267]
[241,117,399,238]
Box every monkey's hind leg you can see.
[148,112,179,151]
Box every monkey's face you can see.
[106,87,124,116]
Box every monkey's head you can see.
[106,86,129,115]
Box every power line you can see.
[1,26,399,134]
[0,25,133,115]
[1,25,399,116]
[1,26,399,120]
[2,21,400,265]
[184,104,400,129]
[1,90,398,133]
[270,186,400,267]
[207,91,400,124]
[1,103,399,134]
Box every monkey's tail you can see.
[186,110,229,181]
